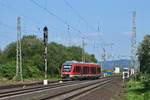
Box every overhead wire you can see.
[0,0,90,47]
[1,1,65,34]
[0,0,74,46]
[63,0,97,32]
[63,0,103,54]
[0,21,16,31]
[0,22,17,40]
[0,0,103,60]
[29,0,87,38]
[0,0,89,40]
[0,2,17,40]
[0,0,70,43]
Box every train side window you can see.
[83,66,88,74]
[85,67,87,74]
[90,67,93,74]
[87,67,89,74]
[91,67,96,74]
[93,67,96,74]
[91,67,93,74]
[73,66,76,72]
[83,67,86,74]
[86,67,89,74]
[76,66,81,73]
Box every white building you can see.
[130,68,135,75]
[114,67,120,74]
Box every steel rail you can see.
[0,81,83,98]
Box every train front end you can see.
[61,64,73,80]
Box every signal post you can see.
[43,26,48,85]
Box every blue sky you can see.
[0,0,150,61]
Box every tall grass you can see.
[127,75,150,100]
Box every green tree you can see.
[138,35,150,74]
[0,61,16,80]
[0,49,3,64]
[85,54,97,63]
[0,35,97,79]
[3,42,16,63]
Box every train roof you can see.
[63,61,99,66]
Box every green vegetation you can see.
[0,35,97,81]
[138,35,150,74]
[127,75,150,100]
[126,35,150,100]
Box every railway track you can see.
[0,81,86,100]
[0,77,113,100]
[0,80,85,99]
[42,78,112,100]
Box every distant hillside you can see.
[98,59,131,70]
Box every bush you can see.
[1,61,16,80]
[22,64,42,79]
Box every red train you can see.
[61,61,101,80]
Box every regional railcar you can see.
[61,61,101,80]
[122,68,129,79]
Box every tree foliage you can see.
[0,61,16,80]
[138,35,150,74]
[0,35,97,80]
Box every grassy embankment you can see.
[126,75,150,100]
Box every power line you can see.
[0,32,16,40]
[0,21,15,30]
[0,21,16,40]
[0,2,41,31]
[64,0,97,32]
[0,2,40,28]
[1,0,89,39]
[0,1,70,45]
[29,0,87,37]
[0,1,61,32]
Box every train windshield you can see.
[124,68,128,72]
[63,65,71,72]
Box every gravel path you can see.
[75,77,124,100]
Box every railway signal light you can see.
[43,26,48,85]
[43,26,48,45]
